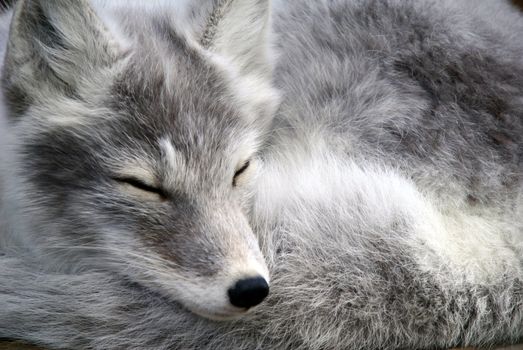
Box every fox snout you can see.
[174,257,270,320]
[124,200,272,320]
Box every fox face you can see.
[1,0,278,320]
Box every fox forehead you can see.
[109,48,251,132]
[99,64,260,180]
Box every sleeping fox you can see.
[0,0,522,349]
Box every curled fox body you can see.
[0,0,522,349]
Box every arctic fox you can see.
[0,0,522,349]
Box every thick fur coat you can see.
[0,0,522,349]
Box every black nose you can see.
[228,277,269,309]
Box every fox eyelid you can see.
[113,177,167,198]
[232,160,250,186]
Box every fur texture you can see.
[0,0,522,349]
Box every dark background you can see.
[0,0,11,11]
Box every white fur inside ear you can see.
[207,0,272,77]
[3,0,123,110]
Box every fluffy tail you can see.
[2,161,523,349]
[2,253,523,350]
[2,242,523,349]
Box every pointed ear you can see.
[2,0,120,113]
[201,0,273,79]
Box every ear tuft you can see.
[2,0,120,115]
[201,0,273,79]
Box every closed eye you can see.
[233,160,250,186]
[113,177,167,199]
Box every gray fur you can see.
[1,0,523,349]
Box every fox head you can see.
[1,0,278,320]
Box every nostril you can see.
[228,276,269,309]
